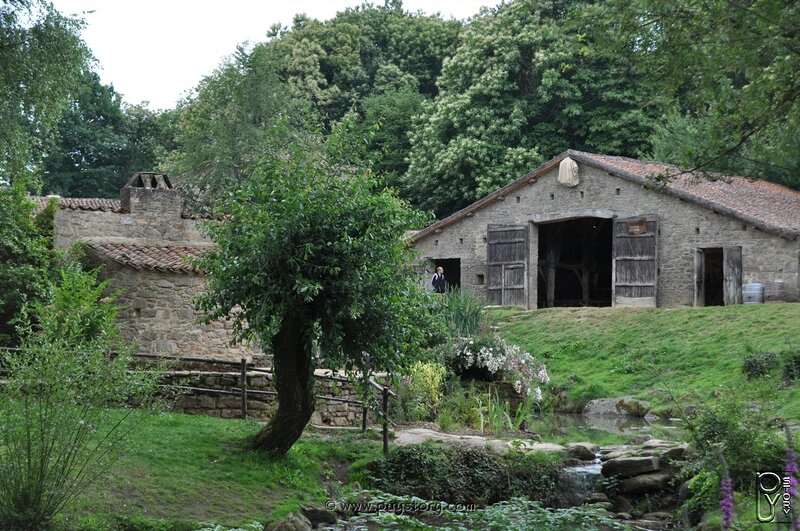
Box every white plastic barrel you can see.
[743,283,765,304]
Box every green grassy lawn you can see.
[59,412,382,529]
[492,303,800,420]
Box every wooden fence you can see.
[0,349,396,456]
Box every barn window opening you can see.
[432,258,461,290]
[459,238,464,245]
[134,308,141,319]
[537,217,612,308]
[580,191,584,198]
[550,193,555,200]
[516,196,521,203]
[695,227,700,235]
[615,188,621,195]
[434,239,439,246]
[476,273,485,285]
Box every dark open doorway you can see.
[702,247,724,306]
[433,258,461,290]
[537,218,613,307]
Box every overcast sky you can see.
[49,0,493,110]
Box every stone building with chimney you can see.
[37,173,258,361]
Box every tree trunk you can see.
[251,314,314,457]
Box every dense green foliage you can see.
[0,265,160,528]
[594,0,800,188]
[0,180,57,345]
[367,443,565,506]
[405,0,656,216]
[0,0,89,181]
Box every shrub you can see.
[742,351,778,380]
[0,265,161,529]
[444,333,549,400]
[438,288,485,338]
[782,348,800,383]
[393,361,447,422]
[367,443,564,506]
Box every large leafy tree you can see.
[162,46,307,209]
[404,0,656,217]
[595,0,800,188]
[0,0,89,181]
[196,121,431,457]
[41,71,128,197]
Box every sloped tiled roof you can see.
[410,150,800,242]
[32,196,124,214]
[85,241,212,273]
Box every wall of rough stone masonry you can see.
[414,163,800,308]
[103,264,259,362]
[52,205,208,250]
[163,371,373,426]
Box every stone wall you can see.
[53,207,207,249]
[414,163,800,308]
[164,370,374,426]
[102,263,259,361]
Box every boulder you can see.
[584,492,609,504]
[643,511,675,521]
[615,512,633,520]
[660,444,688,461]
[567,442,599,460]
[583,397,650,417]
[264,512,313,531]
[514,441,566,452]
[300,505,337,527]
[613,495,634,514]
[618,471,672,495]
[602,456,660,478]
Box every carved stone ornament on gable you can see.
[558,156,580,187]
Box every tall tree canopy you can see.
[0,0,88,181]
[404,0,656,217]
[196,121,432,456]
[594,0,800,188]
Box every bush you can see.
[393,361,447,422]
[438,288,485,338]
[443,333,549,400]
[685,389,784,492]
[742,351,779,380]
[367,442,564,506]
[782,348,800,383]
[0,265,161,529]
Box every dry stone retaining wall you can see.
[163,371,373,426]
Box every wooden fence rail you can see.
[0,348,394,455]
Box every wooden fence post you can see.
[382,386,389,456]
[240,358,248,420]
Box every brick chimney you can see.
[120,172,181,218]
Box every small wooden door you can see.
[613,215,658,307]
[723,246,743,305]
[486,224,529,307]
[694,249,705,307]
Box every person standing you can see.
[431,266,446,293]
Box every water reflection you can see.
[526,412,684,441]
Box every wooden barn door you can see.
[613,216,658,307]
[723,246,743,305]
[487,225,529,307]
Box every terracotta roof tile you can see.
[571,151,800,239]
[411,151,800,242]
[32,196,124,214]
[85,241,211,273]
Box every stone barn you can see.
[38,173,259,361]
[410,151,800,309]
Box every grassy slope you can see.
[493,304,800,419]
[63,412,382,528]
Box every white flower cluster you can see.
[449,334,549,400]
